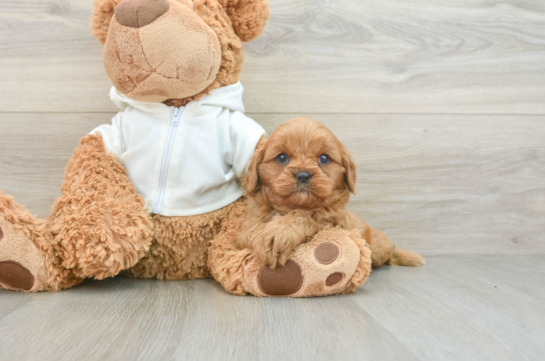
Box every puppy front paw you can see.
[253,231,301,268]
[259,212,322,267]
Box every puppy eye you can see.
[276,153,289,164]
[318,154,330,165]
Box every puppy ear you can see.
[219,0,270,42]
[90,0,124,45]
[243,136,268,195]
[341,144,357,194]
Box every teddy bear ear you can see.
[219,0,270,42]
[90,0,124,45]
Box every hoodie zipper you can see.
[151,107,183,214]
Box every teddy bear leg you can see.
[1,133,153,290]
[45,134,153,280]
[126,200,246,280]
[245,228,372,297]
[0,192,82,292]
[127,213,223,280]
[209,224,372,297]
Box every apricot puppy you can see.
[236,117,424,268]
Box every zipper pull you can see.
[172,107,180,125]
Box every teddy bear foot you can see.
[243,228,372,297]
[0,195,49,292]
[0,217,48,292]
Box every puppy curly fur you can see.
[237,117,424,269]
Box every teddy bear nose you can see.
[295,172,312,184]
[115,0,170,28]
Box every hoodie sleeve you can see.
[229,111,266,178]
[89,112,126,158]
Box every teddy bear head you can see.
[90,0,269,105]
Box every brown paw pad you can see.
[314,242,340,264]
[258,259,303,296]
[326,272,344,286]
[0,261,35,291]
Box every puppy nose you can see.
[295,172,311,184]
[115,0,170,28]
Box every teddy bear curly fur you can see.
[0,0,398,297]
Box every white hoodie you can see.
[91,82,265,217]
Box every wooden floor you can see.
[0,255,543,361]
[1,0,544,360]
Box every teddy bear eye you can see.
[318,154,330,165]
[276,153,289,164]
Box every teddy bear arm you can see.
[46,133,153,280]
[208,200,252,295]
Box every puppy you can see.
[236,117,424,268]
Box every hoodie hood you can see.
[109,82,246,113]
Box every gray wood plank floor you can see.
[0,255,543,361]
[1,0,545,113]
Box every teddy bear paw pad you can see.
[325,272,344,286]
[257,260,303,296]
[0,261,34,291]
[314,241,340,264]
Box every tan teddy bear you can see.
[0,0,403,297]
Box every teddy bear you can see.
[0,0,374,297]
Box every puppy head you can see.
[246,117,356,211]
